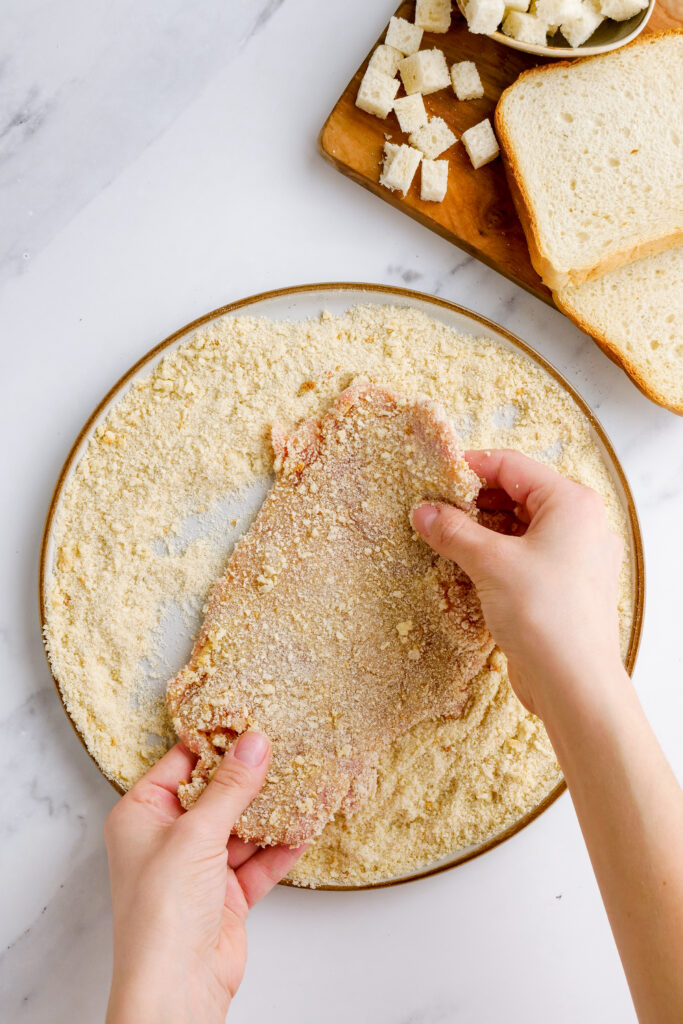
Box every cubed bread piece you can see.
[529,0,561,31]
[502,10,549,43]
[393,94,428,133]
[465,0,506,34]
[399,49,451,95]
[420,159,449,201]
[368,44,404,78]
[386,15,424,55]
[356,68,400,119]
[415,0,452,32]
[534,0,581,20]
[379,143,422,194]
[462,118,500,168]
[504,0,531,10]
[560,0,603,45]
[451,61,484,100]
[598,0,647,18]
[409,117,457,158]
[381,142,402,177]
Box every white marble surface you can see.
[1,1,681,1021]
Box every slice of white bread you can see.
[495,31,683,291]
[555,247,683,414]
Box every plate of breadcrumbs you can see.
[40,283,643,889]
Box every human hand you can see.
[411,449,624,718]
[105,733,305,1024]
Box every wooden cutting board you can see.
[320,1,680,305]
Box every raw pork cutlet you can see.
[167,382,494,846]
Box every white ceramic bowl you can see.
[455,0,654,58]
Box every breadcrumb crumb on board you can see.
[43,304,635,887]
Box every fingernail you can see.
[411,504,438,535]
[234,732,269,766]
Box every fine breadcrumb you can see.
[44,305,635,887]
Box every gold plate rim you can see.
[38,281,645,891]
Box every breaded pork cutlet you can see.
[167,382,493,846]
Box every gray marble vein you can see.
[0,849,112,1023]
[0,0,288,290]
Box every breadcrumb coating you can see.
[168,382,493,845]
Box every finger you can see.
[236,844,308,908]
[185,731,271,844]
[476,488,519,512]
[411,502,504,581]
[124,743,196,821]
[136,742,196,794]
[227,837,260,870]
[514,504,531,525]
[464,449,560,514]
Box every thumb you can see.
[186,731,271,843]
[410,502,500,582]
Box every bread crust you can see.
[554,287,683,415]
[495,29,683,292]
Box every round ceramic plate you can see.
[455,0,654,58]
[40,283,644,889]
